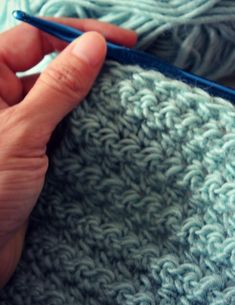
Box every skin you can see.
[0,18,137,288]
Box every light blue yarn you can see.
[2,0,235,80]
[1,1,235,305]
[2,61,235,305]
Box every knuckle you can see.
[40,62,88,99]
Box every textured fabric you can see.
[1,1,235,305]
[2,63,235,305]
[1,0,235,80]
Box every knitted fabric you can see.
[1,1,235,305]
[2,62,235,305]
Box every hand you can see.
[0,18,137,287]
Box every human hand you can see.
[0,18,137,287]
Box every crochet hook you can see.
[13,10,235,103]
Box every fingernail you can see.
[72,32,106,67]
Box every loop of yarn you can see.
[27,0,235,80]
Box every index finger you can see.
[0,17,137,73]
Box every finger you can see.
[0,63,22,106]
[0,96,8,110]
[44,16,137,48]
[18,32,106,143]
[20,74,40,96]
[0,67,39,107]
[0,18,137,73]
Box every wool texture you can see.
[2,0,235,80]
[2,62,235,305]
[1,1,235,305]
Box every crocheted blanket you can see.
[1,1,235,305]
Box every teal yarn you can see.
[2,62,235,304]
[2,0,235,80]
[1,1,235,305]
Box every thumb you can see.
[18,31,106,135]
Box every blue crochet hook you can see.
[13,10,235,103]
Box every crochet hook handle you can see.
[12,10,235,103]
[109,47,235,102]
